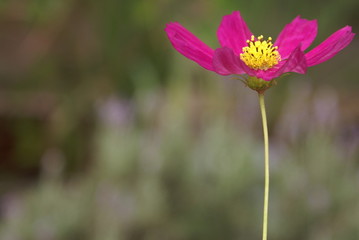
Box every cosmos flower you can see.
[165,11,354,82]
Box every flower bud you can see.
[245,76,276,93]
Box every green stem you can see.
[258,93,269,240]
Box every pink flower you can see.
[165,11,354,81]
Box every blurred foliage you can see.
[0,0,358,239]
[0,80,358,240]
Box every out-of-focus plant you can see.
[0,81,358,239]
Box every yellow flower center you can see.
[240,35,281,70]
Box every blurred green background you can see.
[0,0,358,239]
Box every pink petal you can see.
[217,11,253,55]
[275,16,318,59]
[305,26,355,67]
[165,22,215,71]
[256,45,308,81]
[212,47,255,75]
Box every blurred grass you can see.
[1,79,358,239]
[0,0,358,239]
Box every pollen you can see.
[240,35,281,70]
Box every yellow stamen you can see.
[240,35,281,71]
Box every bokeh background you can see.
[0,0,358,239]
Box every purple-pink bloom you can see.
[165,11,355,81]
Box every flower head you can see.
[165,11,355,89]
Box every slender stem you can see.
[258,93,269,240]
